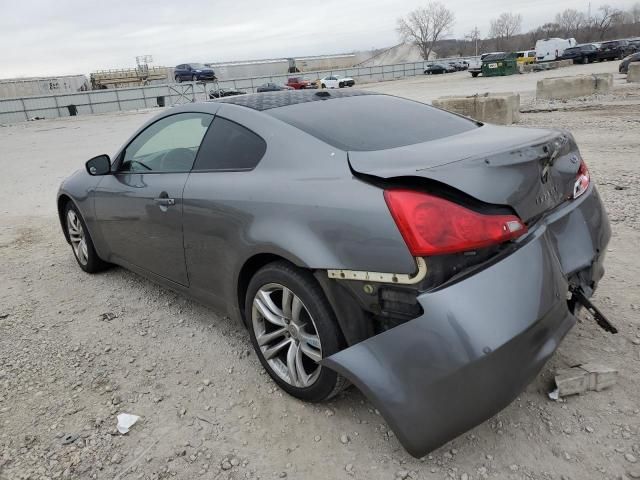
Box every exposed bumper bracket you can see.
[570,286,618,334]
[327,257,427,285]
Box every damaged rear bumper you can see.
[322,186,610,458]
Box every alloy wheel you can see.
[252,283,322,388]
[66,210,88,266]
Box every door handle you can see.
[154,197,175,206]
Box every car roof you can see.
[214,89,376,111]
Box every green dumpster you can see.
[481,52,518,77]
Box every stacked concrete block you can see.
[536,73,614,99]
[432,92,520,125]
[628,64,640,83]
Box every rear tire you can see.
[63,202,108,274]
[175,76,181,83]
[192,75,198,82]
[471,72,479,78]
[245,261,346,402]
[321,83,326,89]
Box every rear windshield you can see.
[266,95,478,151]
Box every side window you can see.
[192,117,266,171]
[120,113,213,173]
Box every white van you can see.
[535,38,577,62]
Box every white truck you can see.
[468,53,503,77]
[535,38,577,62]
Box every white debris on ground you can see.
[116,413,140,434]
[1,61,639,480]
[550,364,618,400]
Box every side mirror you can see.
[86,154,111,176]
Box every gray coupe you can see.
[57,89,611,457]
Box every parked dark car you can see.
[257,83,293,93]
[174,63,216,82]
[561,44,599,64]
[424,63,455,74]
[619,52,640,73]
[597,40,632,61]
[58,89,610,459]
[208,88,246,99]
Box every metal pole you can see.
[53,95,61,118]
[115,89,122,111]
[20,98,28,121]
[141,86,147,108]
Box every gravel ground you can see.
[1,63,639,480]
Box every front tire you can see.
[64,202,108,273]
[192,75,198,82]
[245,261,346,402]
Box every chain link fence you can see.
[0,58,475,124]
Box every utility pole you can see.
[475,27,479,56]
[465,26,481,56]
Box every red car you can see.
[286,77,313,89]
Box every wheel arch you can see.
[57,194,73,244]
[236,252,303,328]
[234,251,368,348]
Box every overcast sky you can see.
[1,0,636,78]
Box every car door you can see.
[182,114,267,309]
[94,112,214,286]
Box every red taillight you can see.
[573,159,590,199]
[384,190,527,256]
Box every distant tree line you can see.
[398,2,640,59]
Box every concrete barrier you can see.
[593,73,614,92]
[628,64,640,83]
[521,59,573,73]
[432,92,520,125]
[536,73,614,100]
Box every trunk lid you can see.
[348,125,582,222]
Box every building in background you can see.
[0,75,89,99]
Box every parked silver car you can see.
[57,89,611,457]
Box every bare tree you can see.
[630,2,640,23]
[397,2,455,60]
[489,12,522,49]
[592,5,623,39]
[555,9,586,37]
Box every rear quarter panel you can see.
[181,104,415,316]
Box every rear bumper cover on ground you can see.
[322,186,610,458]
